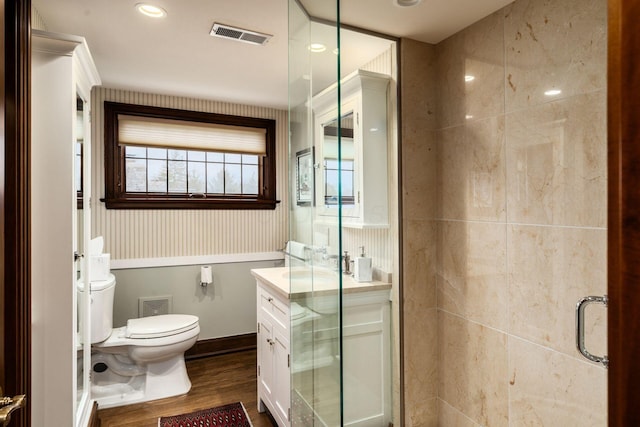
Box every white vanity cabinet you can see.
[257,282,291,427]
[252,267,392,426]
[313,70,391,229]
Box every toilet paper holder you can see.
[200,265,213,287]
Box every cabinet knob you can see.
[267,297,274,303]
[266,338,275,346]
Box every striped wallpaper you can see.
[32,6,47,31]
[91,87,289,260]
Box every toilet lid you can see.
[125,314,199,339]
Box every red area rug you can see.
[158,402,253,427]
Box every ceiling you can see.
[33,0,513,109]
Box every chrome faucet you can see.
[343,251,352,276]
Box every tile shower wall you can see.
[402,0,607,425]
[401,38,439,426]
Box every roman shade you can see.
[118,114,267,154]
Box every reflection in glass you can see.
[322,113,355,206]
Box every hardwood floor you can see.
[98,349,276,427]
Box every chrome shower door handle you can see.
[575,295,608,368]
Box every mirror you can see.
[321,112,355,207]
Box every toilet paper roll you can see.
[201,266,213,284]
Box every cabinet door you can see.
[273,328,291,426]
[258,319,274,402]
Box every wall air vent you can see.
[139,296,172,317]
[210,23,272,46]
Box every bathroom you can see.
[24,0,616,426]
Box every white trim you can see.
[76,398,94,427]
[110,251,284,270]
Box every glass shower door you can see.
[288,1,344,425]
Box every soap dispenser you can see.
[353,246,372,282]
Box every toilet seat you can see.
[126,314,198,339]
[95,314,200,348]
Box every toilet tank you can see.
[78,274,116,343]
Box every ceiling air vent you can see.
[210,23,272,46]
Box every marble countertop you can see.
[251,266,391,300]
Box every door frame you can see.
[608,0,640,424]
[1,1,31,427]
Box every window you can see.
[103,102,277,209]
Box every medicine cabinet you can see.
[312,69,390,229]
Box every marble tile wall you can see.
[401,0,608,425]
[400,38,439,427]
[434,0,608,424]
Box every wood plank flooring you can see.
[98,349,276,427]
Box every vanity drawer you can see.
[259,285,289,330]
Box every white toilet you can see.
[80,274,200,409]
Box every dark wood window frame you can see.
[103,102,278,210]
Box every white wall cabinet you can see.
[313,70,391,229]
[32,29,100,427]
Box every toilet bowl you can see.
[79,274,200,408]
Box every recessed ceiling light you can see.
[465,75,475,82]
[136,3,167,18]
[465,115,474,120]
[308,43,326,53]
[544,89,562,96]
[395,0,422,6]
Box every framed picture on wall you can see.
[296,147,314,206]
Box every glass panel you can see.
[242,164,259,194]
[225,164,242,194]
[148,159,167,192]
[126,158,147,192]
[188,150,206,161]
[207,152,224,162]
[289,4,398,425]
[168,149,186,160]
[168,160,187,192]
[125,146,146,158]
[225,153,242,163]
[207,163,224,193]
[288,3,342,426]
[242,154,259,165]
[188,161,206,193]
[147,147,167,159]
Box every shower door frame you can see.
[607,0,640,424]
